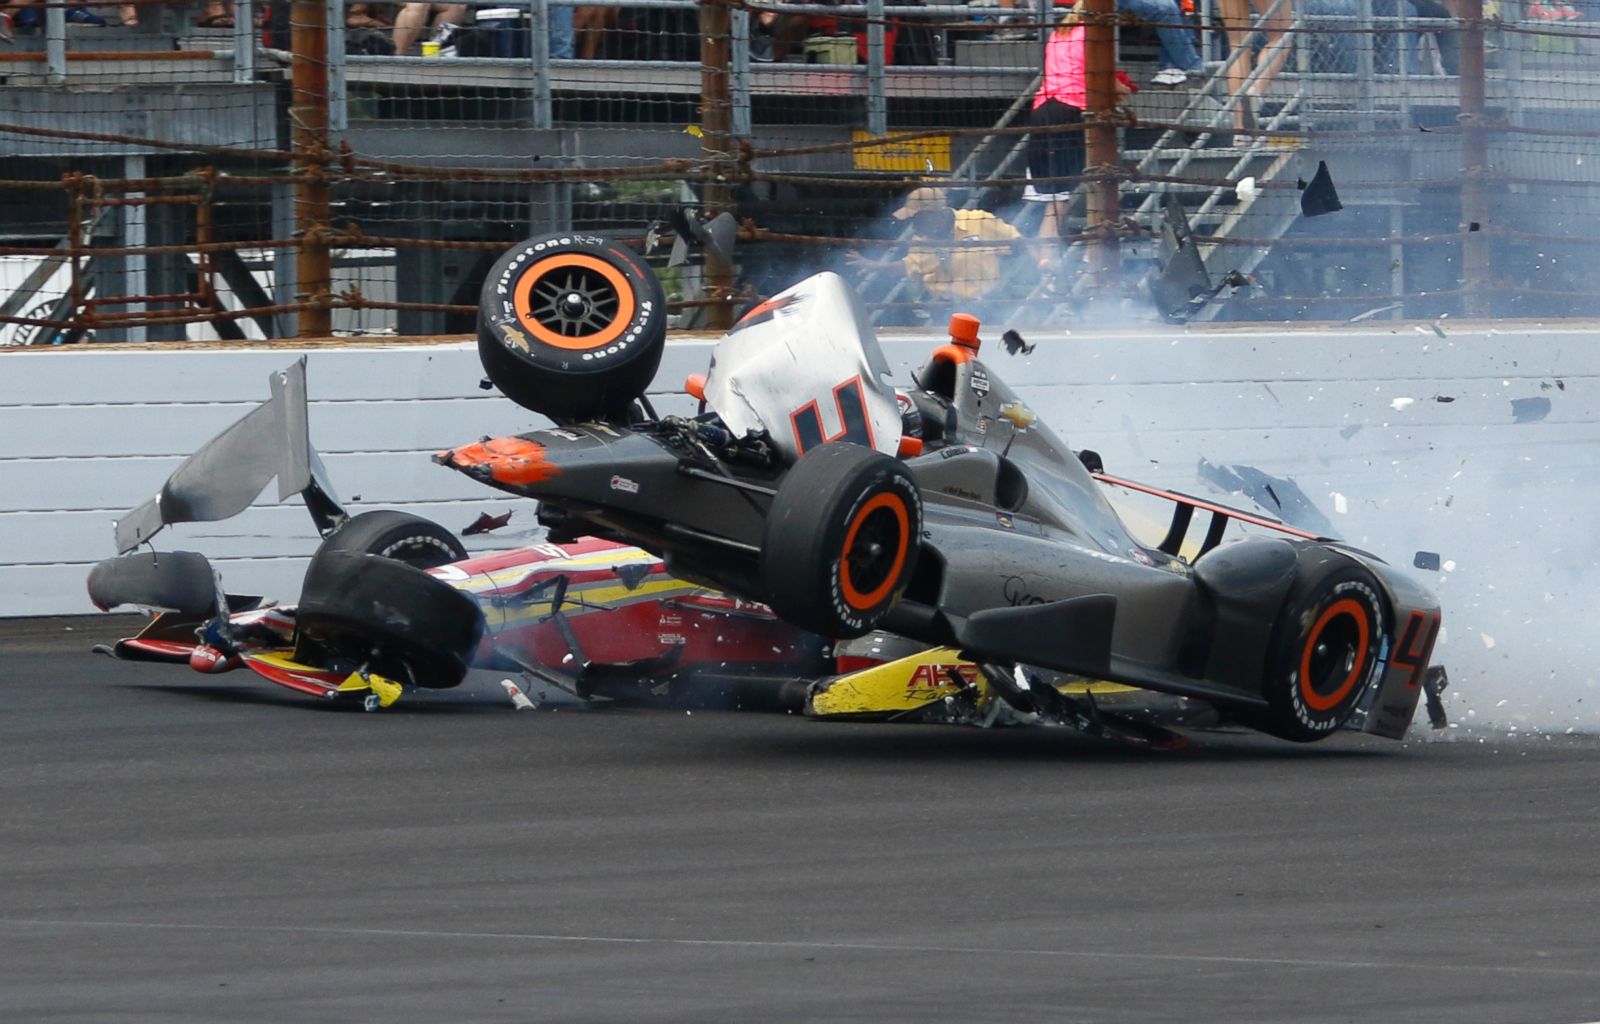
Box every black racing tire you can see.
[86,550,218,618]
[760,443,923,639]
[296,549,484,689]
[1258,555,1387,742]
[316,510,467,570]
[477,233,667,422]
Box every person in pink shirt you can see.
[1026,1,1133,240]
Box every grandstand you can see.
[3,0,1599,342]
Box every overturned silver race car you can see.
[434,233,1444,742]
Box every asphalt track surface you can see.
[4,616,1599,1024]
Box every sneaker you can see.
[750,27,775,62]
[65,5,108,24]
[1151,66,1188,86]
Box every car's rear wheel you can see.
[477,234,667,422]
[295,550,484,689]
[761,443,922,638]
[316,509,466,569]
[1258,556,1386,741]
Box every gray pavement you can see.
[3,615,1598,1023]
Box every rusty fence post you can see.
[1083,0,1121,293]
[699,0,736,332]
[291,0,333,338]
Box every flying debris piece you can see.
[1511,396,1551,423]
[1150,194,1212,318]
[668,208,738,268]
[1480,632,1496,650]
[1332,492,1348,515]
[479,376,494,391]
[1196,460,1335,536]
[1000,329,1035,356]
[1235,176,1259,201]
[500,678,537,710]
[1339,424,1363,440]
[1423,665,1450,729]
[1299,160,1343,217]
[1390,397,1415,410]
[1428,321,1448,339]
[643,220,664,255]
[614,561,652,590]
[1414,551,1442,571]
[1434,395,1456,403]
[1347,302,1402,323]
[463,510,513,536]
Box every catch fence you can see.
[2,0,1599,342]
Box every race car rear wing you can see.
[1092,471,1325,559]
[114,358,347,554]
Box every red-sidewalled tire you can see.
[477,234,667,422]
[760,443,923,639]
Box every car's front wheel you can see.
[760,443,923,638]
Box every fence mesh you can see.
[3,0,1599,342]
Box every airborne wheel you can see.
[477,235,668,422]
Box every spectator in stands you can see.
[574,5,617,59]
[345,2,398,53]
[1304,0,1443,74]
[3,0,123,31]
[393,2,466,55]
[1412,0,1459,73]
[1026,1,1135,240]
[1219,0,1292,133]
[553,1,579,56]
[1118,0,1204,85]
[194,0,247,27]
[750,0,839,62]
[1,0,41,39]
[845,187,1024,302]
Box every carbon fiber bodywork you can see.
[441,272,1443,739]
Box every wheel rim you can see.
[839,493,910,611]
[376,536,458,570]
[1298,597,1371,712]
[512,254,636,351]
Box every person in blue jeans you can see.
[1304,0,1434,74]
[1118,0,1204,84]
